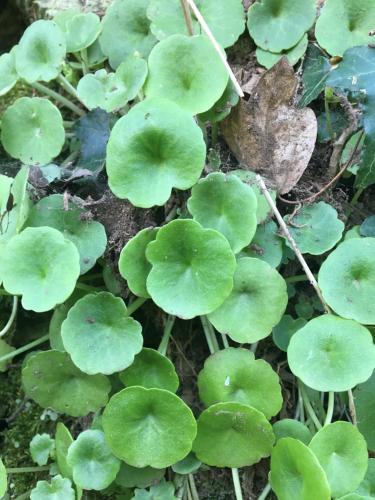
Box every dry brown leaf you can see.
[221,58,317,194]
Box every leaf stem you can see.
[231,468,243,500]
[348,388,357,425]
[0,295,18,338]
[158,315,176,356]
[126,296,147,316]
[299,383,322,431]
[75,282,103,292]
[29,82,84,116]
[0,334,50,364]
[7,466,50,473]
[258,483,272,500]
[221,333,229,348]
[188,474,200,500]
[324,391,334,426]
[57,74,81,102]
[285,274,311,283]
[80,49,90,75]
[180,0,194,36]
[200,316,215,354]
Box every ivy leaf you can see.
[327,46,375,188]
[75,108,111,176]
[299,44,331,108]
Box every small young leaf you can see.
[0,227,80,312]
[102,386,197,468]
[15,20,66,83]
[287,315,375,392]
[132,479,177,500]
[315,0,375,56]
[318,238,375,324]
[30,433,55,466]
[22,350,111,416]
[61,292,143,375]
[193,402,274,467]
[99,0,156,68]
[354,372,375,452]
[273,419,312,445]
[187,172,257,254]
[247,0,316,52]
[360,216,375,237]
[171,452,201,475]
[270,438,330,500]
[119,228,158,298]
[145,34,229,115]
[145,219,236,319]
[30,475,75,500]
[55,422,74,480]
[272,315,307,352]
[198,81,239,123]
[309,421,368,498]
[107,98,206,208]
[67,430,120,491]
[1,97,65,166]
[55,11,101,53]
[115,462,165,489]
[119,348,179,392]
[27,194,107,275]
[284,202,344,255]
[208,257,288,343]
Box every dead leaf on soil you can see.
[222,58,317,194]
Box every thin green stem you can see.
[221,333,229,349]
[231,468,243,500]
[57,74,81,101]
[61,150,79,167]
[0,295,18,338]
[285,274,311,283]
[63,120,75,128]
[204,318,219,352]
[7,466,50,473]
[299,383,322,430]
[250,341,258,354]
[126,297,147,317]
[30,82,84,116]
[200,316,215,354]
[158,315,176,356]
[0,334,50,364]
[258,483,271,500]
[75,282,103,292]
[188,474,199,500]
[324,391,335,426]
[80,49,90,74]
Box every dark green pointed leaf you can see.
[299,44,331,108]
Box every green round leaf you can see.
[287,315,375,391]
[31,475,75,500]
[119,228,158,298]
[208,257,287,343]
[315,0,375,56]
[360,216,375,237]
[345,226,362,240]
[355,458,375,498]
[115,462,165,489]
[193,402,274,467]
[171,452,201,475]
[309,421,368,498]
[102,386,197,468]
[272,315,307,352]
[145,219,236,319]
[284,202,344,255]
[187,173,257,253]
[107,98,206,208]
[30,433,55,466]
[147,0,245,48]
[55,422,74,480]
[256,34,308,69]
[27,194,107,275]
[0,227,80,313]
[354,371,375,452]
[0,457,6,498]
[247,0,316,52]
[273,419,312,445]
[198,347,282,419]
[62,292,143,375]
[77,55,148,112]
[55,11,101,53]
[99,0,157,69]
[22,350,111,416]
[119,348,179,392]
[0,47,18,96]
[0,339,15,372]
[239,220,283,267]
[1,97,65,166]
[318,238,375,324]
[67,430,120,491]
[15,20,66,82]
[133,479,176,500]
[231,170,276,224]
[270,437,330,500]
[198,81,239,123]
[145,34,229,115]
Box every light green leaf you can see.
[354,458,375,498]
[132,479,177,500]
[0,47,18,97]
[55,422,74,480]
[30,433,55,466]
[115,462,165,489]
[256,34,308,69]
[30,475,75,500]
[0,457,6,498]
[239,220,283,268]
[273,419,312,445]
[55,11,101,53]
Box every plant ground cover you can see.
[0,0,375,499]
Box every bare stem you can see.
[180,0,194,35]
[256,175,331,314]
[348,389,357,425]
[258,483,272,500]
[0,295,18,338]
[0,334,50,364]
[30,82,84,116]
[158,315,176,356]
[231,468,243,500]
[126,296,147,316]
[324,391,335,426]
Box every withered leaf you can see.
[222,58,317,194]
